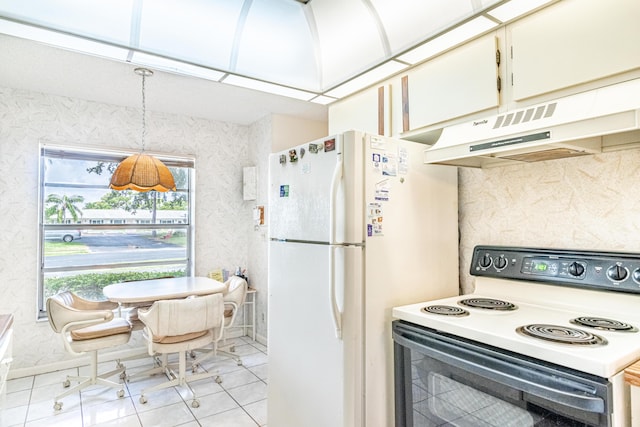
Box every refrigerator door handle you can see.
[329,152,343,245]
[329,245,343,340]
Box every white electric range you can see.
[392,246,640,427]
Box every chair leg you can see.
[54,352,126,411]
[139,350,221,408]
[190,344,216,372]
[191,337,242,370]
[126,353,173,382]
[217,336,243,366]
[217,349,243,366]
[114,347,151,369]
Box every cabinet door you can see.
[407,34,499,130]
[510,0,640,101]
[328,84,390,136]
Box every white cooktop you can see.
[393,277,640,378]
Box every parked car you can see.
[45,230,82,243]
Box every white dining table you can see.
[103,276,226,304]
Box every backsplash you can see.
[458,149,640,294]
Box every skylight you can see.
[0,0,554,102]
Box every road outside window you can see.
[38,145,195,318]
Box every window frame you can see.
[37,143,196,319]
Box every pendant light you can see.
[109,68,176,192]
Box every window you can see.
[38,145,195,318]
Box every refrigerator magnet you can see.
[279,185,289,197]
[372,152,382,173]
[289,149,298,162]
[367,202,384,236]
[324,138,336,152]
[308,143,323,153]
[300,147,305,158]
[279,154,286,165]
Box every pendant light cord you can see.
[110,67,175,192]
[141,70,147,152]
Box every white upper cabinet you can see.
[509,0,640,101]
[327,0,640,138]
[328,84,391,136]
[405,34,499,131]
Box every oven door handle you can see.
[394,325,607,414]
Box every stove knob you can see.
[479,253,492,269]
[494,255,508,270]
[633,269,640,284]
[607,265,628,282]
[568,262,585,277]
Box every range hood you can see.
[412,78,640,168]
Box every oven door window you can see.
[393,321,612,427]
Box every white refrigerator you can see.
[267,130,459,427]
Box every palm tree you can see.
[45,194,85,223]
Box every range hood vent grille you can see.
[492,102,557,129]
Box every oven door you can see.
[393,320,613,427]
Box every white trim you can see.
[7,346,147,380]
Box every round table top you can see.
[103,276,226,304]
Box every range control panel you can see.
[470,246,640,294]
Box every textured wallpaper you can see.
[0,86,253,371]
[458,149,640,293]
[247,116,272,342]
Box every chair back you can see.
[224,276,247,307]
[221,276,247,326]
[139,293,224,339]
[46,292,116,333]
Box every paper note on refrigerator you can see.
[374,179,390,202]
[367,202,384,236]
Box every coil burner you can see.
[516,324,607,346]
[570,317,638,332]
[421,305,470,317]
[458,298,517,311]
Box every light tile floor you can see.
[2,337,268,427]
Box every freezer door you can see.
[267,241,363,427]
[269,135,344,243]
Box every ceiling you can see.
[0,0,553,125]
[0,33,328,125]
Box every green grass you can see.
[163,235,187,246]
[150,232,187,246]
[44,241,89,256]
